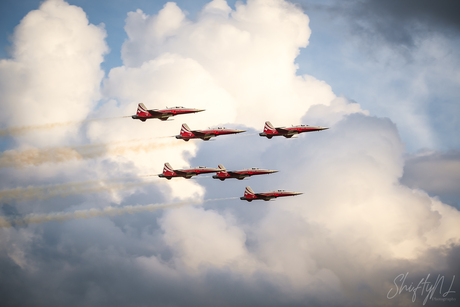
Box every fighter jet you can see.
[175,123,245,141]
[212,164,278,181]
[259,121,328,139]
[158,163,221,180]
[240,186,302,202]
[131,103,205,121]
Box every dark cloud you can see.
[294,0,460,51]
[348,0,460,47]
[401,150,460,208]
[1,214,459,307]
[360,0,460,30]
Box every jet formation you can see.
[131,103,329,201]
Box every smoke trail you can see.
[0,138,181,169]
[0,197,240,228]
[0,147,82,168]
[0,117,126,137]
[0,174,221,202]
[0,177,163,202]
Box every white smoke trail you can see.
[0,117,127,137]
[0,138,180,169]
[0,177,163,202]
[0,147,82,168]
[0,197,240,228]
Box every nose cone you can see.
[268,170,279,174]
[235,129,246,134]
[195,109,206,113]
[319,127,329,130]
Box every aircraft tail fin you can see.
[244,186,256,199]
[163,162,175,176]
[213,164,229,180]
[180,123,194,137]
[137,103,150,117]
[264,121,276,134]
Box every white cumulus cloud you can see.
[0,0,108,146]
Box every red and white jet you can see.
[212,164,278,181]
[175,123,245,141]
[132,103,205,122]
[240,186,302,202]
[158,163,221,180]
[259,121,328,139]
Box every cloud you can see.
[401,150,460,208]
[160,205,255,272]
[292,1,460,152]
[115,0,336,128]
[264,112,460,257]
[303,4,460,151]
[1,1,459,306]
[89,0,339,200]
[346,0,460,47]
[0,0,108,146]
[130,99,459,305]
[308,0,460,50]
[188,110,460,301]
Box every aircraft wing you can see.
[255,193,276,200]
[227,172,249,179]
[191,131,216,140]
[275,127,291,133]
[190,130,208,136]
[148,110,173,119]
[276,127,299,135]
[174,170,197,176]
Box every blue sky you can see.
[1,0,227,71]
[0,0,459,306]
